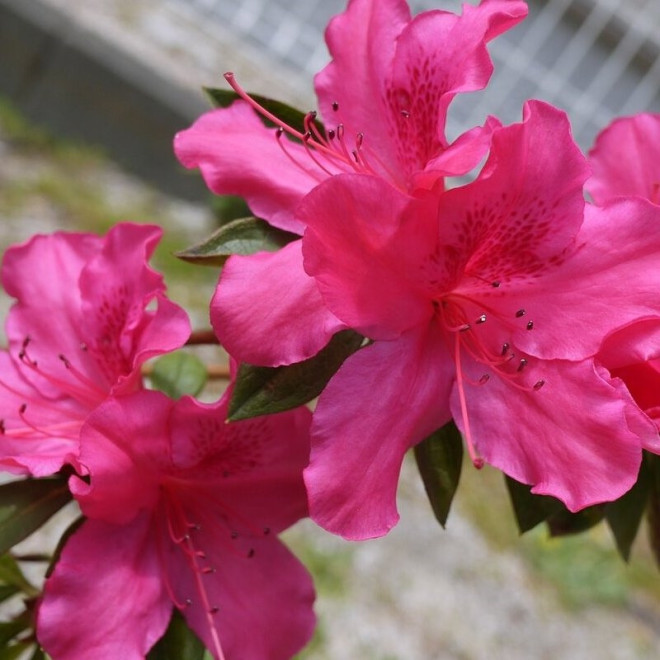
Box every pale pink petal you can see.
[306,322,453,540]
[301,175,433,339]
[162,515,316,660]
[38,514,171,660]
[587,113,660,205]
[507,199,660,360]
[174,102,333,233]
[211,241,346,366]
[454,356,650,510]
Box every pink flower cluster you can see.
[2,0,660,657]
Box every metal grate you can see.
[168,0,660,149]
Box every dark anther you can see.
[80,342,88,351]
[185,598,193,607]
[303,131,313,140]
[22,337,30,349]
[59,354,71,368]
[526,321,534,331]
[476,314,487,324]
[478,374,490,385]
[400,110,410,118]
[247,548,255,559]
[201,567,216,575]
[308,110,317,119]
[0,420,5,434]
[491,281,501,288]
[533,380,545,390]
[209,607,220,615]
[328,129,336,140]
[515,309,526,318]
[473,457,485,470]
[501,342,510,356]
[352,150,360,163]
[356,132,364,148]
[276,127,284,138]
[332,101,339,111]
[517,358,528,372]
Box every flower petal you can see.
[174,102,332,234]
[211,240,346,366]
[305,322,453,539]
[301,174,433,339]
[38,514,171,660]
[163,520,316,660]
[587,112,660,205]
[454,357,649,511]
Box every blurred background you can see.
[2,0,660,658]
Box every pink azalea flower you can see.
[0,223,190,476]
[587,114,660,431]
[37,389,315,660]
[587,112,660,205]
[217,101,660,539]
[174,0,527,233]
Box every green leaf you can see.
[0,584,19,604]
[0,554,36,597]
[204,88,319,136]
[28,646,47,660]
[413,421,463,528]
[229,330,364,421]
[0,477,72,556]
[175,216,298,267]
[2,642,34,660]
[149,352,208,399]
[504,476,563,534]
[605,458,651,562]
[547,504,605,537]
[0,611,30,646]
[646,453,660,568]
[147,610,207,660]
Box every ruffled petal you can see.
[305,322,453,539]
[211,241,346,366]
[174,102,331,233]
[587,112,660,205]
[163,516,316,660]
[454,356,650,511]
[301,174,433,339]
[38,514,171,660]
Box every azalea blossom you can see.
[175,0,527,233]
[179,0,527,364]
[0,223,190,476]
[587,113,660,430]
[216,100,660,539]
[587,112,660,205]
[36,388,315,660]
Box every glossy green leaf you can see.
[147,610,207,660]
[546,504,605,537]
[204,88,320,136]
[0,611,30,646]
[413,421,463,528]
[0,554,37,597]
[2,642,33,660]
[150,352,208,399]
[28,646,46,660]
[228,330,364,421]
[605,458,651,562]
[504,476,563,534]
[0,477,72,556]
[175,216,299,268]
[646,453,660,568]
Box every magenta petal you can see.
[174,102,331,233]
[163,519,316,660]
[38,514,171,660]
[306,323,453,540]
[211,240,346,366]
[456,357,649,511]
[511,199,660,360]
[587,112,660,205]
[301,175,433,339]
